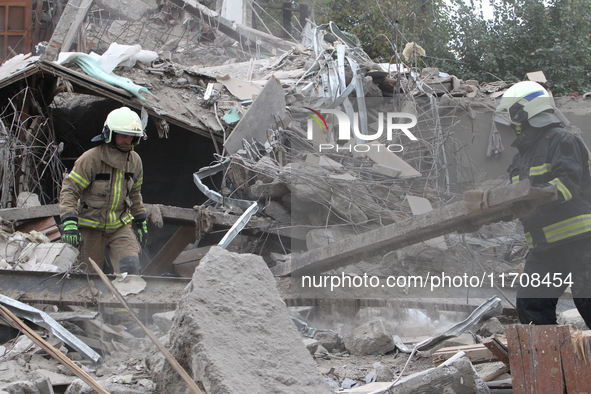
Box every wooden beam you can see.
[432,343,498,366]
[482,336,509,367]
[272,180,557,276]
[142,226,195,276]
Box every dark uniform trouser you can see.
[517,237,591,328]
[78,224,140,274]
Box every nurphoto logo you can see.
[304,108,419,153]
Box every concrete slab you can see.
[150,246,332,394]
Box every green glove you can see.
[134,219,148,249]
[62,219,81,247]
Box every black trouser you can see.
[517,237,591,328]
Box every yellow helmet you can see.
[92,107,145,144]
[496,81,554,126]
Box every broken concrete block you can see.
[149,246,332,394]
[16,192,40,208]
[344,319,395,356]
[305,228,357,251]
[33,379,53,394]
[259,201,291,223]
[151,311,176,334]
[0,361,27,383]
[375,364,394,382]
[64,379,146,394]
[477,317,505,337]
[302,338,319,355]
[249,180,290,199]
[558,308,588,330]
[3,381,41,394]
[389,356,489,394]
[28,370,75,386]
[314,331,342,353]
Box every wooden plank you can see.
[482,365,509,382]
[515,325,536,392]
[142,226,195,276]
[506,325,527,394]
[482,337,510,367]
[0,305,110,394]
[558,325,591,394]
[87,258,204,394]
[273,180,557,276]
[532,325,563,393]
[432,343,497,365]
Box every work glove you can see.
[62,218,81,247]
[134,218,148,249]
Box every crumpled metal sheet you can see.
[193,159,259,248]
[416,296,503,351]
[0,293,102,363]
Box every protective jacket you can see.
[508,115,591,250]
[60,143,147,229]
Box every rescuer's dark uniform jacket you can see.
[508,113,591,250]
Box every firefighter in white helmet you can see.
[59,107,148,274]
[496,81,591,328]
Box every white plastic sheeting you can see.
[56,43,158,99]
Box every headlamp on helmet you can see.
[91,107,146,145]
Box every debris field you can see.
[1,0,591,393]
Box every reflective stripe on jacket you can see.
[59,144,146,230]
[508,125,591,250]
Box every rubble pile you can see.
[1,0,579,392]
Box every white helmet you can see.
[92,107,145,144]
[496,81,554,126]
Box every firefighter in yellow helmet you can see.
[496,81,591,328]
[59,107,148,274]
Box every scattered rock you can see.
[477,317,505,337]
[3,381,41,394]
[0,361,27,383]
[302,338,319,355]
[314,331,342,353]
[343,319,395,356]
[375,364,394,382]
